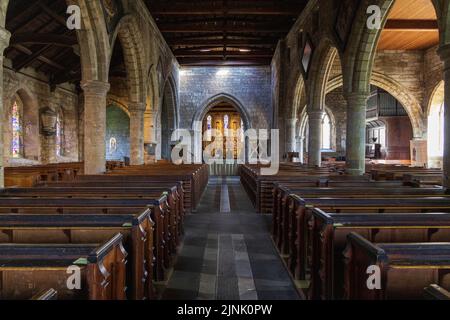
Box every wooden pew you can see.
[287,196,450,283]
[31,289,58,300]
[310,209,450,300]
[0,233,127,300]
[0,212,154,300]
[273,185,446,255]
[424,284,450,300]
[0,185,184,252]
[344,232,450,300]
[0,197,170,282]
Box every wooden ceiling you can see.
[5,0,81,88]
[378,0,439,50]
[146,0,308,66]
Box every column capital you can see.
[344,91,370,102]
[0,27,10,54]
[307,110,324,120]
[128,102,146,113]
[81,80,110,96]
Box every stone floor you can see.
[162,176,300,300]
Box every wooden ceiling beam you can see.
[158,23,290,33]
[168,38,277,46]
[149,1,304,15]
[10,33,77,47]
[177,58,271,66]
[37,2,67,27]
[384,19,438,31]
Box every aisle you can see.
[162,177,299,300]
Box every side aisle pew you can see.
[31,289,58,300]
[309,209,450,300]
[424,284,450,300]
[272,184,447,252]
[344,232,450,300]
[0,234,126,300]
[0,197,172,282]
[283,196,450,290]
[0,212,154,300]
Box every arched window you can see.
[206,115,212,141]
[321,112,332,150]
[11,99,23,158]
[428,102,444,158]
[56,109,65,157]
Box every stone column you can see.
[307,110,323,167]
[438,44,450,187]
[81,80,110,175]
[0,27,10,188]
[345,92,368,175]
[285,118,297,153]
[129,102,146,166]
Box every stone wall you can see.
[178,67,272,130]
[2,62,79,166]
[106,104,130,161]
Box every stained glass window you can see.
[56,109,65,157]
[224,115,229,136]
[206,115,212,141]
[11,100,22,158]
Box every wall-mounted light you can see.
[239,49,251,52]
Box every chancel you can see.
[1,0,450,303]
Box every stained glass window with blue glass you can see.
[11,100,22,158]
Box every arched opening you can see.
[105,104,130,161]
[366,85,413,161]
[428,81,445,168]
[160,80,177,160]
[201,102,245,162]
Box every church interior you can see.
[1,0,450,302]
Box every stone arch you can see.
[75,0,111,83]
[308,38,341,112]
[427,80,445,115]
[292,76,306,119]
[324,72,426,139]
[427,80,445,167]
[192,93,252,163]
[342,0,395,94]
[110,15,147,105]
[192,93,251,131]
[432,0,450,45]
[160,76,178,159]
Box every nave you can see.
[163,177,299,300]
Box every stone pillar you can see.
[345,92,368,175]
[438,44,450,187]
[81,80,110,175]
[0,27,10,188]
[285,118,297,153]
[307,110,323,167]
[129,102,146,166]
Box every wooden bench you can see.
[0,233,126,300]
[424,284,450,300]
[30,289,58,300]
[286,196,450,283]
[0,197,171,282]
[273,185,447,254]
[0,211,154,300]
[344,232,450,300]
[310,209,450,300]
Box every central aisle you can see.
[162,177,300,300]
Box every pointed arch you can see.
[110,14,147,105]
